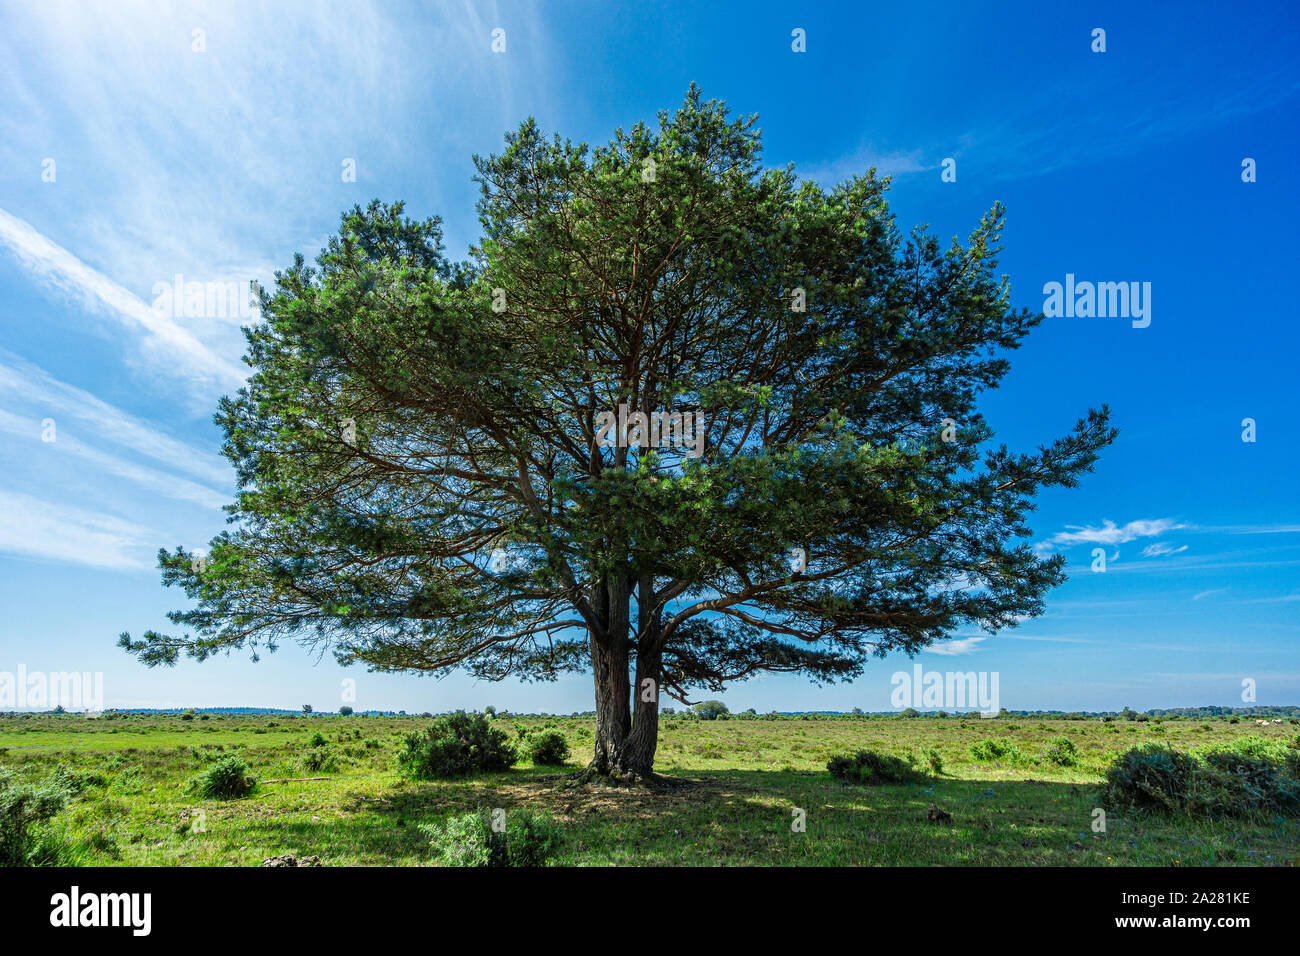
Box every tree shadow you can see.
[204,767,1300,866]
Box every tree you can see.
[339,706,353,716]
[694,700,729,721]
[119,88,1114,780]
[302,705,312,714]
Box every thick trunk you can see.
[589,632,630,774]
[621,647,661,776]
[587,574,663,778]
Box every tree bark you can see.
[589,630,630,774]
[586,573,662,779]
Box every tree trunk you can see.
[589,631,630,774]
[586,574,662,780]
[621,646,661,776]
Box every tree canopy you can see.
[120,87,1114,776]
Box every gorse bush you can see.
[0,768,70,866]
[1100,744,1300,819]
[970,738,1019,762]
[827,750,927,785]
[186,755,256,799]
[1043,736,1079,766]
[300,746,339,773]
[523,730,570,766]
[421,809,563,867]
[396,711,517,780]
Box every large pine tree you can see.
[121,89,1114,778]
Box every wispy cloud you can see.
[0,351,232,487]
[1142,542,1188,558]
[1193,588,1230,601]
[1037,517,1186,554]
[0,209,246,391]
[0,410,227,509]
[0,490,157,571]
[927,636,985,656]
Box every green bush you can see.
[300,746,339,773]
[1100,744,1300,819]
[827,750,926,785]
[0,768,70,866]
[970,738,1019,762]
[524,730,570,766]
[396,711,517,780]
[922,747,944,775]
[187,756,256,799]
[422,809,563,867]
[1043,736,1079,767]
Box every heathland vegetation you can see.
[3,709,1298,866]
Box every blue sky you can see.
[0,0,1297,714]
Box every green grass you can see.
[2,712,1297,866]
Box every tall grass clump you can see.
[186,755,256,799]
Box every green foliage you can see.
[922,746,944,775]
[523,729,570,766]
[421,809,563,867]
[396,711,517,780]
[187,756,256,799]
[0,768,70,866]
[693,701,730,721]
[117,89,1115,781]
[301,746,339,773]
[1043,735,1079,766]
[827,750,927,785]
[970,738,1020,762]
[1100,744,1300,819]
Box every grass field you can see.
[3,712,1298,866]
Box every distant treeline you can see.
[4,704,1298,720]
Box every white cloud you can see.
[1038,517,1187,552]
[0,490,158,570]
[0,208,246,391]
[1192,588,1229,601]
[927,636,985,656]
[0,351,232,486]
[1141,542,1188,558]
[0,410,227,509]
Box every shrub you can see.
[49,764,107,795]
[187,756,256,799]
[308,731,328,747]
[1100,744,1300,819]
[970,738,1019,762]
[524,730,570,766]
[1043,736,1079,767]
[300,747,339,773]
[422,809,563,867]
[1198,751,1300,817]
[827,750,926,785]
[396,711,517,780]
[922,747,944,775]
[0,768,70,866]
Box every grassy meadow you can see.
[2,711,1298,866]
